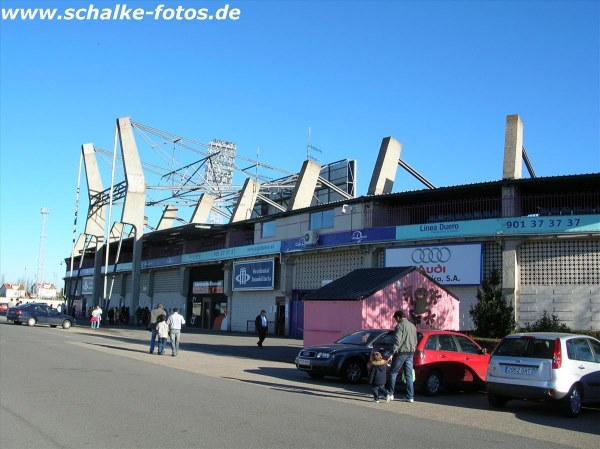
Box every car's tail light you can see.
[15,310,21,316]
[552,338,561,369]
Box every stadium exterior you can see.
[64,115,600,335]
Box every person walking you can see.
[155,315,169,355]
[385,310,417,403]
[90,306,99,329]
[369,351,389,403]
[166,307,186,357]
[255,310,268,349]
[96,305,103,328]
[148,304,167,354]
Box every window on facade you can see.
[310,209,334,230]
[261,221,276,238]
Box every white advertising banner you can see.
[385,243,482,285]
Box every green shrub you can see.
[471,337,500,353]
[469,268,516,338]
[521,310,571,332]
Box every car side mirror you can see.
[481,348,487,355]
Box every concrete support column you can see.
[361,246,378,268]
[280,256,296,336]
[191,194,215,223]
[290,160,321,210]
[502,115,523,180]
[117,117,146,312]
[223,262,233,331]
[231,178,260,222]
[156,205,178,230]
[92,243,104,307]
[502,239,521,324]
[502,115,524,218]
[82,143,106,238]
[368,137,402,195]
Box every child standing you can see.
[369,351,389,403]
[156,315,169,355]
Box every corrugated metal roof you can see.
[303,266,416,301]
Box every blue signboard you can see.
[280,227,395,253]
[499,215,600,235]
[232,259,275,291]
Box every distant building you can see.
[32,283,59,299]
[0,283,26,299]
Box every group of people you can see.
[87,305,132,327]
[148,304,186,356]
[107,306,130,325]
[84,304,416,405]
[368,310,417,403]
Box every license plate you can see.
[298,359,311,366]
[504,366,533,375]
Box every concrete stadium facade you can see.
[64,116,600,335]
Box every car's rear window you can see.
[494,337,555,359]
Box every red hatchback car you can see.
[372,330,490,395]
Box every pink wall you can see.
[303,270,459,346]
[303,301,362,346]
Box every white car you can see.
[486,332,600,417]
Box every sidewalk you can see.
[78,321,305,365]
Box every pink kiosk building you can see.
[302,267,460,346]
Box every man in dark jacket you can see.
[385,310,417,403]
[255,310,268,348]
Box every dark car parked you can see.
[296,329,490,395]
[296,329,390,383]
[6,303,76,329]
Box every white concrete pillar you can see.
[368,137,401,195]
[502,115,523,180]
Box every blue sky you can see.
[1,0,599,288]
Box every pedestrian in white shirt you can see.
[166,307,186,357]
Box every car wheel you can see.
[488,393,509,408]
[62,320,72,330]
[561,385,582,418]
[423,370,442,396]
[341,359,364,383]
[308,371,325,379]
[14,320,21,325]
[27,317,36,327]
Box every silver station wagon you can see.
[486,332,600,417]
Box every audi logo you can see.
[411,247,451,263]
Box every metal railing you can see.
[365,192,599,228]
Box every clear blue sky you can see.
[1,0,599,288]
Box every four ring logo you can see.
[411,247,451,263]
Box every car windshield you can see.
[494,337,555,359]
[336,330,384,346]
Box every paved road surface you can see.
[1,319,598,449]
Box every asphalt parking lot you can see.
[2,316,599,449]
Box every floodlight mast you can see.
[36,207,50,291]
